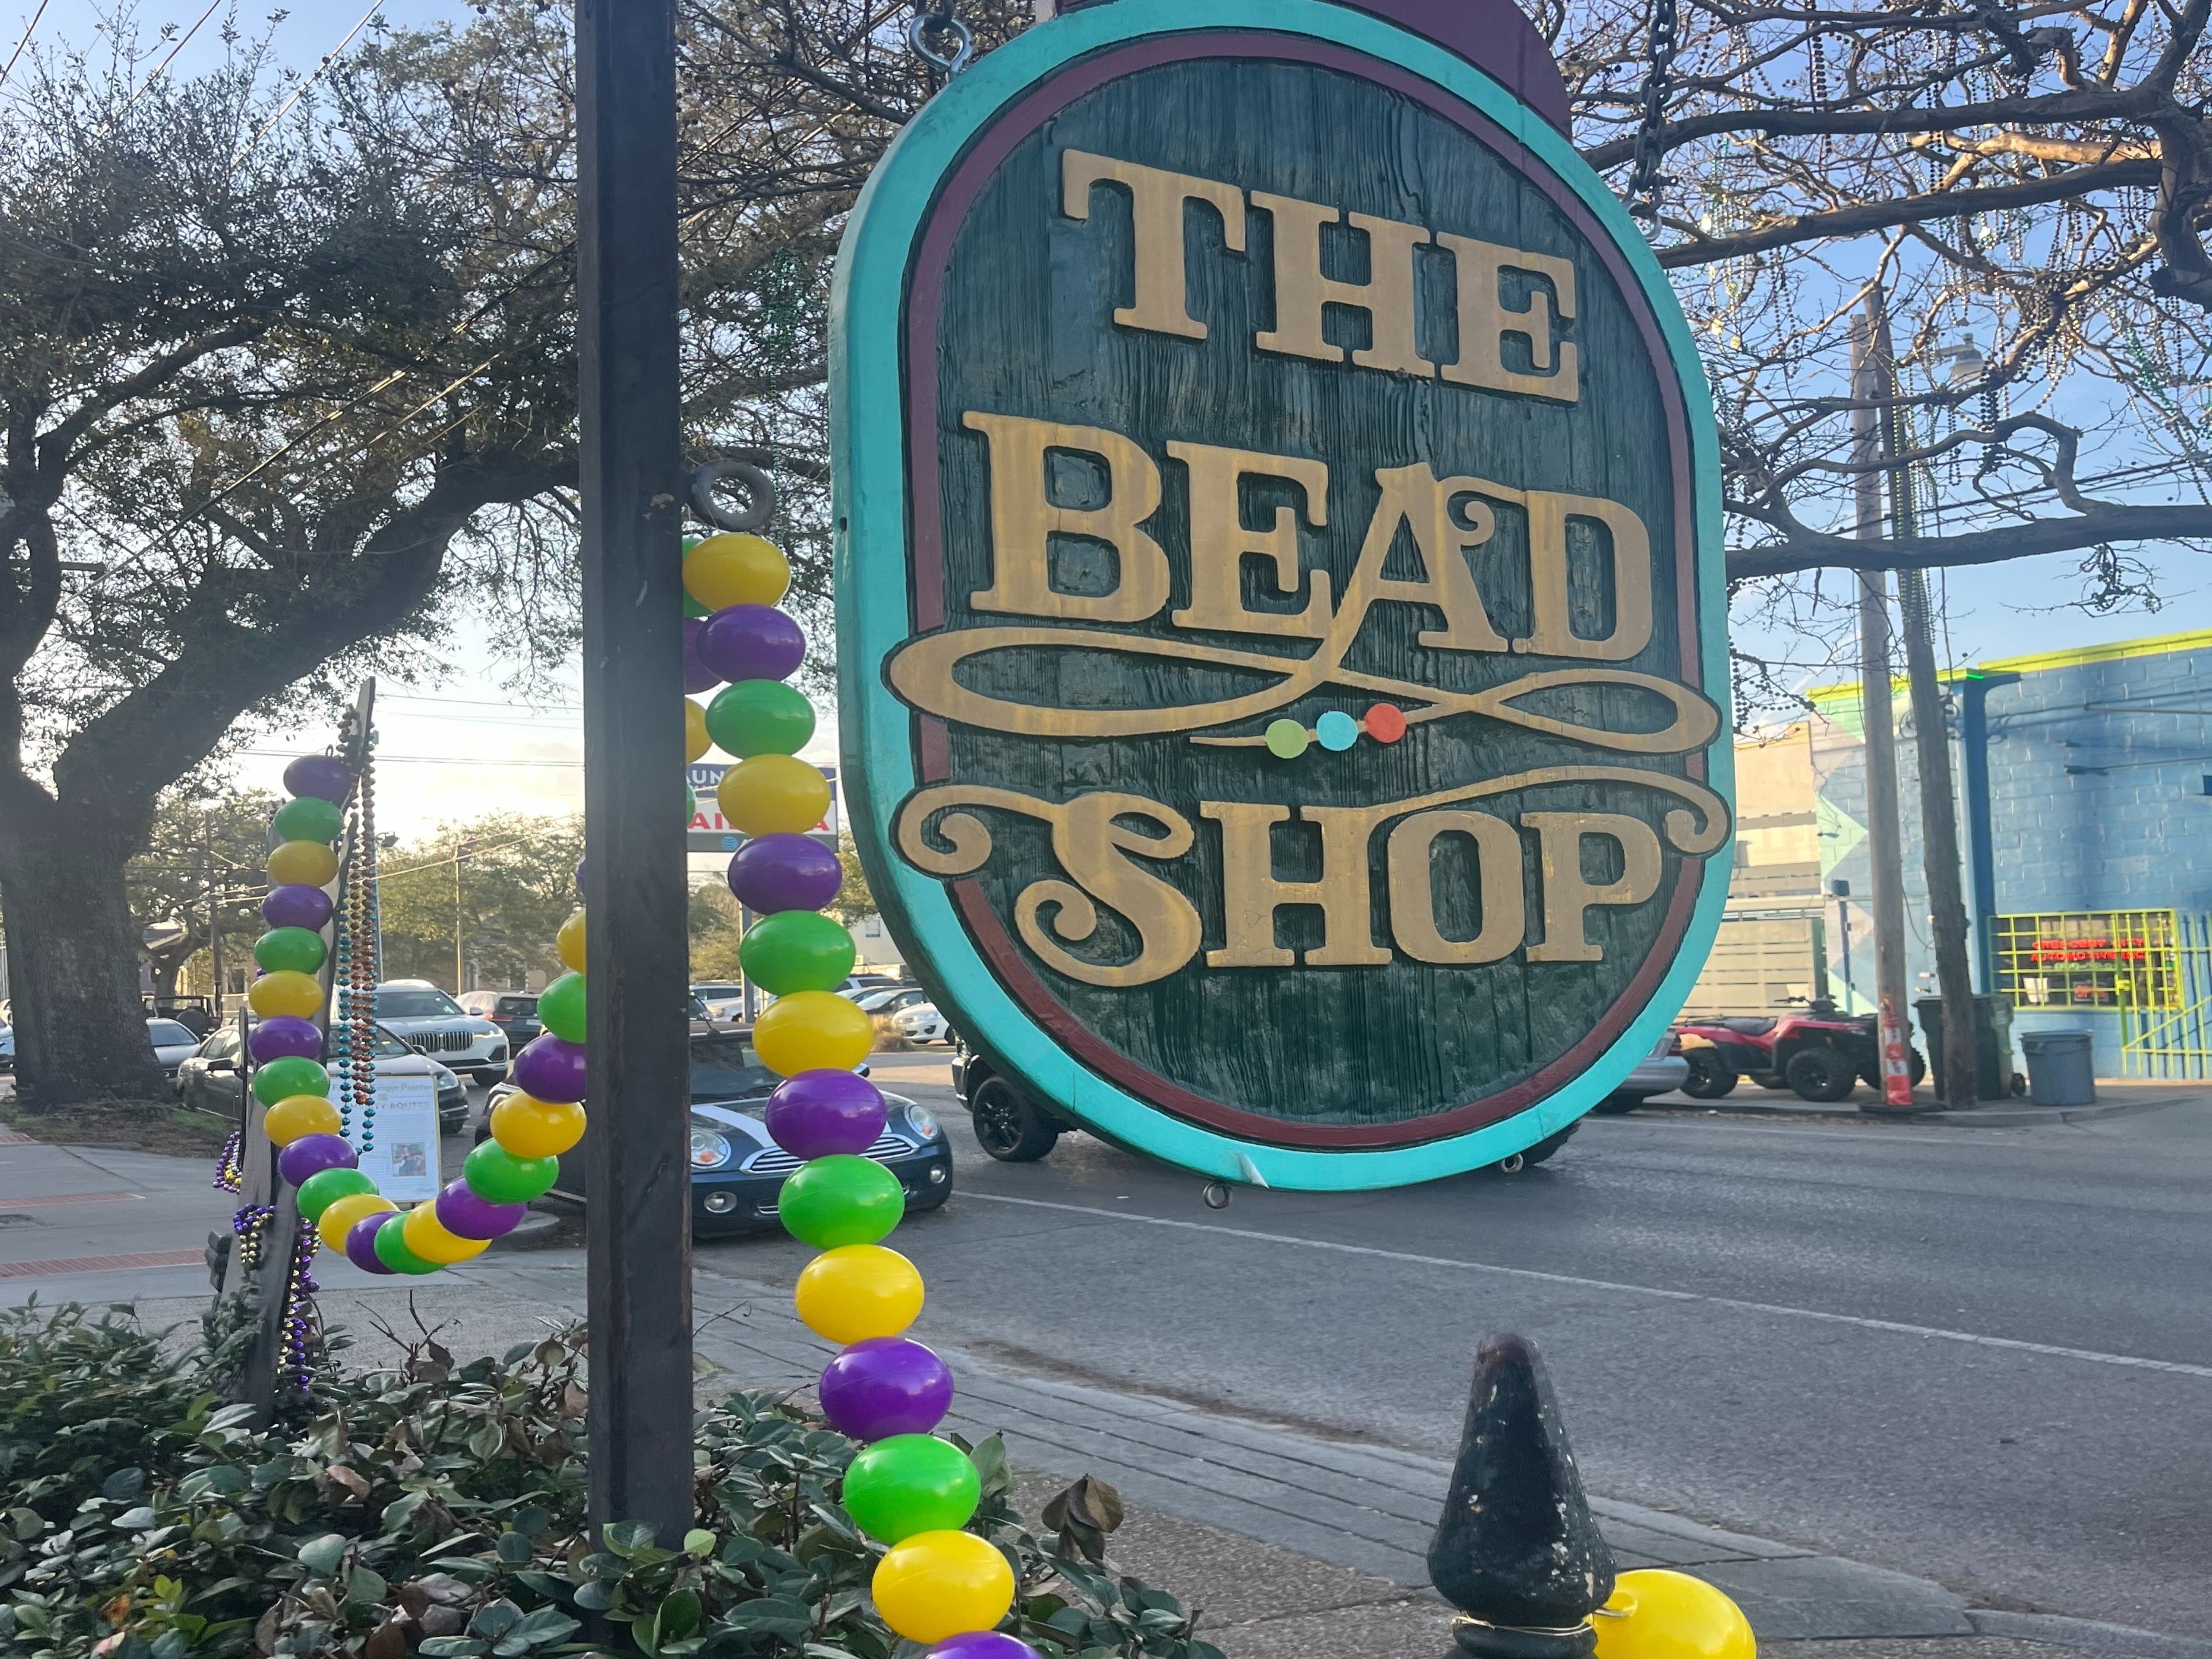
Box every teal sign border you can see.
[832,0,1732,1191]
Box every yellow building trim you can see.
[1805,626,2212,707]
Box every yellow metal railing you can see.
[2120,914,2212,1080]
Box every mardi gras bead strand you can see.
[692,533,1025,1654]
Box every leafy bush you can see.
[0,1304,1224,1659]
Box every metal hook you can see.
[907,12,973,75]
[689,459,777,533]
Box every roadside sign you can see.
[833,0,1732,1188]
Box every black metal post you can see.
[576,0,693,1542]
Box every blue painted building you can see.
[1807,628,2212,1077]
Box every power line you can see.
[0,0,50,94]
[97,0,222,139]
[231,0,384,167]
[242,749,582,769]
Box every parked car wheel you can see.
[1681,1049,1738,1098]
[1786,1045,1858,1102]
[969,1076,1061,1162]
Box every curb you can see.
[1639,1093,2194,1129]
[1968,1610,2212,1659]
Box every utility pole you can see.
[1870,307,1980,1108]
[576,0,693,1543]
[1851,298,1916,1112]
[453,839,475,994]
[203,810,225,1023]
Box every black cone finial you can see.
[1427,1332,1616,1658]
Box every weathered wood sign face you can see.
[833,0,1732,1189]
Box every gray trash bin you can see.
[2020,1030,2096,1107]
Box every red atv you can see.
[1672,998,1925,1103]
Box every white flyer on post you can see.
[353,1074,442,1204]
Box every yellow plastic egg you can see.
[557,909,586,974]
[683,533,791,610]
[753,990,873,1076]
[264,1093,342,1146]
[794,1244,923,1344]
[248,970,325,1020]
[266,839,339,887]
[402,1203,490,1265]
[716,754,831,837]
[490,1093,587,1158]
[317,1192,395,1252]
[1594,1570,1756,1659]
[870,1529,1015,1644]
[685,698,710,763]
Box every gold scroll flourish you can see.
[895,785,1204,988]
[893,767,1730,987]
[886,625,1720,756]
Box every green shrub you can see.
[0,1305,1223,1659]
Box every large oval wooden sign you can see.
[833,0,1732,1189]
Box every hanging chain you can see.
[907,0,972,78]
[1626,0,1680,238]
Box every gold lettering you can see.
[1385,810,1526,963]
[1336,464,1511,652]
[1062,149,1246,341]
[1522,811,1663,962]
[1203,802,1390,968]
[1519,490,1653,661]
[895,785,1202,987]
[1437,233,1578,401]
[1167,440,1331,639]
[964,410,1170,622]
[1252,192,1434,377]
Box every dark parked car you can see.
[479,1030,952,1237]
[459,990,543,1047]
[178,1023,470,1135]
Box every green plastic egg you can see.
[463,1140,560,1205]
[252,1055,330,1107]
[840,1434,981,1543]
[738,909,856,996]
[705,680,816,759]
[537,972,587,1044]
[271,795,343,845]
[779,1154,904,1249]
[254,926,328,975]
[296,1165,375,1222]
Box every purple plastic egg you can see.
[764,1069,886,1159]
[695,603,805,685]
[263,884,334,931]
[249,1015,323,1064]
[435,1178,527,1240]
[511,1035,589,1104]
[727,832,842,914]
[574,859,587,899]
[924,1634,1039,1659]
[283,754,353,804]
[682,617,721,693]
[819,1337,955,1442]
[278,1133,358,1187]
[345,1211,399,1274]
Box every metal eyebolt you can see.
[1497,1152,1527,1174]
[689,459,778,533]
[907,12,973,75]
[1201,1180,1232,1210]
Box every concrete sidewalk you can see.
[1640,1079,2203,1128]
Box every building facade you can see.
[1694,628,2212,1077]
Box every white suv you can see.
[373,980,508,1084]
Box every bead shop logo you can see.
[884,146,1728,989]
[836,13,1733,1165]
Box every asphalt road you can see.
[5,1061,2205,1634]
[821,1063,2212,1636]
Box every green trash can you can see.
[2020,1029,2096,1107]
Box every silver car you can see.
[148,1017,201,1086]
[1590,1034,1693,1115]
[373,981,509,1084]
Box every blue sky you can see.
[7,2,2200,824]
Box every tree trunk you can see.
[0,808,168,1105]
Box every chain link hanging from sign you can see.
[1626,0,1679,237]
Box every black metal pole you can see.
[576,0,693,1542]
